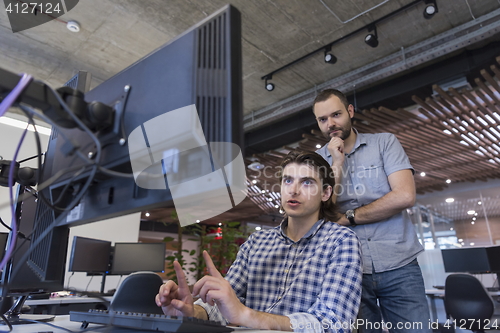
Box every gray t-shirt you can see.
[316,131,423,274]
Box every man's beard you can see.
[324,123,351,140]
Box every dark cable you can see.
[0,217,12,232]
[17,152,44,164]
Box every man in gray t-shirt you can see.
[313,89,430,333]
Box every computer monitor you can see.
[68,236,112,273]
[111,243,165,275]
[0,3,242,311]
[39,4,243,228]
[442,246,500,274]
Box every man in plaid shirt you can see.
[156,150,362,333]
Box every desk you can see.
[24,296,113,315]
[425,289,444,322]
[5,315,287,333]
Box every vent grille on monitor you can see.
[26,199,68,281]
[64,70,92,93]
[196,12,228,144]
[26,200,54,279]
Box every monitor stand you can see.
[1,295,54,325]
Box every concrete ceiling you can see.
[1,0,500,128]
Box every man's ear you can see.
[322,185,333,202]
[348,104,355,119]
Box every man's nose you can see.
[327,117,336,128]
[288,181,299,195]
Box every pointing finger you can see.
[203,251,223,278]
[174,260,189,289]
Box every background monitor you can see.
[111,243,165,275]
[441,246,500,274]
[68,236,112,273]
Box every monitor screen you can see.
[441,246,500,274]
[111,243,165,275]
[68,236,112,273]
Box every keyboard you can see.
[70,309,233,333]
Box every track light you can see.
[324,46,337,64]
[423,0,438,19]
[264,75,274,91]
[365,25,378,48]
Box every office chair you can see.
[444,273,495,333]
[109,271,165,314]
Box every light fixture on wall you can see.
[264,75,275,91]
[260,0,424,89]
[365,25,379,48]
[423,0,438,19]
[324,46,337,64]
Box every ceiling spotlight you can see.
[467,210,476,215]
[478,201,482,205]
[420,172,426,177]
[145,212,150,217]
[364,25,379,48]
[446,179,451,184]
[251,179,258,184]
[423,0,438,19]
[248,161,265,171]
[264,75,274,91]
[445,198,454,203]
[323,46,337,64]
[315,144,322,149]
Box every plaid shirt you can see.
[196,219,362,333]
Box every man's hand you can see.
[155,261,195,317]
[327,137,345,166]
[192,251,249,326]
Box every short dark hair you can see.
[278,150,337,222]
[313,89,349,111]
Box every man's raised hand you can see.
[155,260,194,317]
[192,251,249,325]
